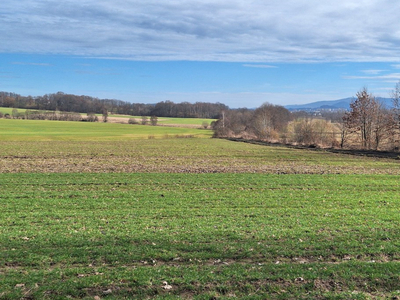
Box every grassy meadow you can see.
[0,119,212,141]
[1,117,400,299]
[0,107,27,115]
[0,107,215,128]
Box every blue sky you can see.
[1,1,400,108]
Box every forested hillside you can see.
[0,91,228,119]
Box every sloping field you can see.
[0,119,211,141]
[2,173,400,299]
[1,119,400,299]
[0,138,399,174]
[0,107,215,128]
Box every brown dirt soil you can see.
[1,139,399,174]
[2,154,399,174]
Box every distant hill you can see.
[285,97,393,111]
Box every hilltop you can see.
[285,97,393,111]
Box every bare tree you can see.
[128,118,139,124]
[251,103,292,140]
[292,117,315,145]
[339,119,350,149]
[102,109,108,123]
[150,115,158,126]
[343,88,395,150]
[12,108,19,119]
[343,88,378,149]
[212,109,252,138]
[86,113,98,122]
[141,116,148,125]
[290,117,338,147]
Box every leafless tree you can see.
[343,88,377,149]
[86,113,98,122]
[128,118,139,124]
[150,115,158,126]
[343,88,395,150]
[102,109,108,123]
[251,103,292,140]
[141,116,148,125]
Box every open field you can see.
[107,115,215,128]
[1,119,400,299]
[0,107,27,115]
[1,173,400,299]
[1,138,400,174]
[0,119,212,142]
[0,107,215,128]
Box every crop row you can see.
[1,173,400,299]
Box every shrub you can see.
[128,118,139,124]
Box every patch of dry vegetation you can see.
[0,139,399,174]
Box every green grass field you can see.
[0,119,212,141]
[0,107,215,127]
[2,173,400,299]
[1,118,400,299]
[0,107,27,115]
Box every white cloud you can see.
[361,70,385,75]
[343,73,400,80]
[1,0,400,62]
[242,64,278,69]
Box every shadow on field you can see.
[227,138,400,160]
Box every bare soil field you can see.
[1,139,399,174]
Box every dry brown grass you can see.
[1,139,399,174]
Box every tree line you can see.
[2,82,400,151]
[0,91,228,119]
[213,82,400,151]
[212,103,339,147]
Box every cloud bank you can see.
[1,0,400,62]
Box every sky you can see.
[1,0,400,108]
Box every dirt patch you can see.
[107,117,130,124]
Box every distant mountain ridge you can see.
[285,97,393,111]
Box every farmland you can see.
[1,119,400,299]
[0,119,212,141]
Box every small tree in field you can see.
[102,109,108,123]
[12,108,19,119]
[150,115,158,126]
[141,116,148,125]
[128,118,139,124]
[86,113,98,122]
